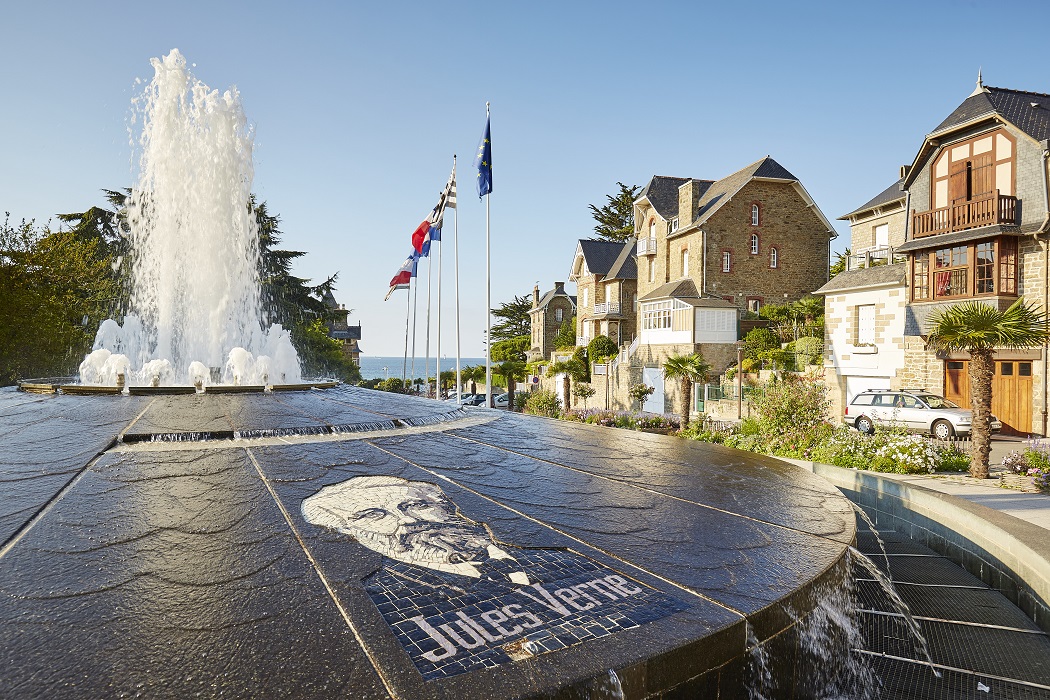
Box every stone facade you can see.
[528,282,576,362]
[570,240,638,349]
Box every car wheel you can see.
[855,416,874,434]
[932,419,955,440]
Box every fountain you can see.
[77,49,300,388]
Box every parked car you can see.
[493,393,510,409]
[845,389,1002,439]
[446,393,486,406]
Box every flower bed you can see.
[1000,440,1050,492]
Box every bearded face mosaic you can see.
[301,476,688,680]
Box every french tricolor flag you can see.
[384,252,418,301]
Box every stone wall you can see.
[530,289,576,362]
[702,180,832,311]
[847,206,907,251]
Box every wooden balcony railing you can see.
[912,191,1017,238]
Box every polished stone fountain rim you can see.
[17,377,340,395]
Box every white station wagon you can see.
[845,389,1002,439]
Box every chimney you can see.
[899,165,911,180]
[533,283,540,308]
[678,180,701,228]
[555,281,565,293]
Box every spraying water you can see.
[79,49,300,387]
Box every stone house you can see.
[819,76,1050,436]
[623,157,837,413]
[569,239,637,348]
[527,281,577,363]
[323,290,361,365]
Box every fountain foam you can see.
[80,49,300,387]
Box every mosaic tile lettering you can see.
[301,476,687,680]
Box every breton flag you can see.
[384,251,418,301]
[412,167,457,255]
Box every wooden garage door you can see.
[943,360,1033,436]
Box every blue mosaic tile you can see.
[364,549,687,680]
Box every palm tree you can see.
[662,352,711,430]
[546,355,588,409]
[926,298,1050,478]
[495,361,526,411]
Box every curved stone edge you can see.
[781,458,1050,634]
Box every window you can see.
[1020,362,1033,377]
[681,247,689,276]
[874,223,889,248]
[1000,237,1017,295]
[649,220,656,238]
[912,255,930,300]
[856,304,876,345]
[582,287,589,308]
[747,297,761,313]
[670,217,679,233]
[555,308,563,323]
[770,247,779,268]
[751,204,760,226]
[1001,362,1014,376]
[641,300,673,330]
[975,241,995,294]
[648,257,656,283]
[722,251,732,273]
[934,245,968,298]
[750,233,759,255]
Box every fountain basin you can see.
[0,385,857,698]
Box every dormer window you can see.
[750,233,759,255]
[670,217,679,233]
[751,204,760,226]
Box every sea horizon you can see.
[357,356,487,380]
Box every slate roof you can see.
[606,241,637,281]
[839,178,906,220]
[578,239,629,276]
[640,278,700,301]
[814,263,906,295]
[330,326,362,341]
[694,157,800,228]
[895,225,1027,253]
[534,285,576,310]
[932,85,1050,142]
[637,176,694,220]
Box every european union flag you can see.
[473,113,492,197]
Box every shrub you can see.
[628,383,654,405]
[587,335,618,363]
[741,358,759,373]
[935,443,971,472]
[524,389,561,418]
[751,375,830,434]
[514,392,528,411]
[742,327,779,360]
[793,336,823,367]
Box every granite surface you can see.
[0,385,854,699]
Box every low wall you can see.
[780,458,1050,633]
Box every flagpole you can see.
[436,207,443,400]
[402,279,410,385]
[411,268,419,392]
[485,107,492,408]
[454,155,461,404]
[425,252,433,398]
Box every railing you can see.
[846,246,907,271]
[912,190,1017,238]
[576,335,590,347]
[636,236,658,255]
[593,302,621,315]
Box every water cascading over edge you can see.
[80,49,301,387]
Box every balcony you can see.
[593,302,622,316]
[912,191,1018,238]
[636,236,658,255]
[846,246,907,271]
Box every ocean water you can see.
[358,356,487,380]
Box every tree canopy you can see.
[588,182,640,242]
[490,294,532,342]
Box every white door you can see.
[845,376,891,405]
[642,367,664,413]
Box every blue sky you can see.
[3,0,1049,357]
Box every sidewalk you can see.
[876,433,1050,532]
